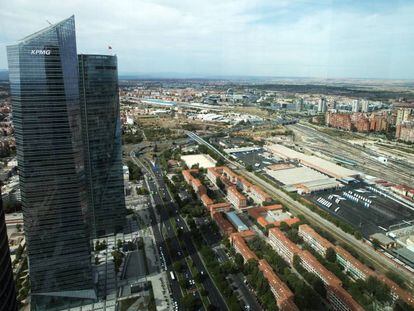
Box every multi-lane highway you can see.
[130,150,228,310]
[146,158,228,310]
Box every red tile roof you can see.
[258,259,297,310]
[299,224,334,250]
[232,234,258,262]
[268,227,301,255]
[300,250,342,288]
[200,194,214,207]
[327,285,364,311]
[377,275,414,307]
[228,186,247,201]
[334,246,374,278]
[212,212,235,235]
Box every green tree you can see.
[366,276,391,303]
[279,221,289,232]
[312,277,327,298]
[173,261,183,272]
[325,247,337,263]
[117,239,123,250]
[234,253,244,270]
[354,231,363,240]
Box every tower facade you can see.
[78,54,126,237]
[7,16,95,308]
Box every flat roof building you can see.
[266,144,360,179]
[181,154,217,169]
[249,205,300,229]
[226,211,249,232]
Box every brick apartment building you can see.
[298,225,414,307]
[269,227,363,311]
[396,121,414,142]
[227,186,247,209]
[258,259,299,311]
[326,112,389,133]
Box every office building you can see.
[7,16,95,308]
[295,98,304,112]
[318,98,327,113]
[361,100,369,113]
[352,99,361,112]
[78,54,126,237]
[0,189,18,311]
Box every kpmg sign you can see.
[30,50,51,55]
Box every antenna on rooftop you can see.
[46,20,53,25]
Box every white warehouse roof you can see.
[265,144,360,179]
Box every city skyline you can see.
[1,0,414,79]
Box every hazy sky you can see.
[1,0,413,79]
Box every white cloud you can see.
[0,0,413,78]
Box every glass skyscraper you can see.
[0,189,18,311]
[78,54,126,237]
[7,16,96,309]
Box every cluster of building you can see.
[229,231,299,311]
[323,103,414,143]
[247,204,300,229]
[269,226,362,311]
[207,166,272,208]
[395,104,414,142]
[182,155,414,310]
[182,168,231,217]
[182,166,302,309]
[325,112,390,133]
[297,224,414,307]
[121,84,260,107]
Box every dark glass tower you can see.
[78,54,126,237]
[0,189,18,311]
[6,16,95,308]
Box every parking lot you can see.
[229,148,280,170]
[306,183,414,237]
